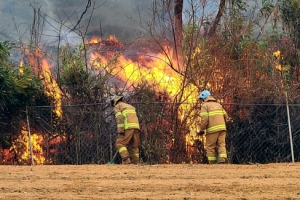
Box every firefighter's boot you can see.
[208,160,217,164]
[122,158,131,165]
[219,158,228,164]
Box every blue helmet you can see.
[199,90,211,100]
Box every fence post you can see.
[26,106,35,166]
[110,129,113,159]
[285,91,294,163]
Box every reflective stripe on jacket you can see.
[114,101,140,133]
[200,96,227,134]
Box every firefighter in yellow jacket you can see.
[111,96,140,164]
[198,90,228,164]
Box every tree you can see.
[279,0,300,81]
[174,0,183,46]
[0,41,43,163]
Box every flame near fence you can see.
[3,101,300,165]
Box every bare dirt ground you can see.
[1,163,300,200]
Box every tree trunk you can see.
[208,0,226,36]
[174,0,183,46]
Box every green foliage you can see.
[183,23,199,38]
[0,41,43,148]
[0,41,10,61]
[259,0,275,18]
[132,86,173,164]
[279,0,300,45]
[232,0,248,12]
[229,0,248,17]
[0,63,42,111]
[276,0,300,86]
[59,44,110,104]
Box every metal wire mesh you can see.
[21,102,300,165]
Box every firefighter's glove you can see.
[119,132,125,135]
[198,130,205,136]
[110,100,115,107]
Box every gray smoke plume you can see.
[0,0,152,45]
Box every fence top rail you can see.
[32,102,300,108]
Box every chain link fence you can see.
[11,102,300,165]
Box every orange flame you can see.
[86,36,102,44]
[107,35,119,43]
[14,36,206,164]
[26,48,62,118]
[90,36,203,163]
[10,125,45,165]
[40,59,62,118]
[91,40,199,126]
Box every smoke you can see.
[0,0,152,44]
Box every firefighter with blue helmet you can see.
[198,90,228,164]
